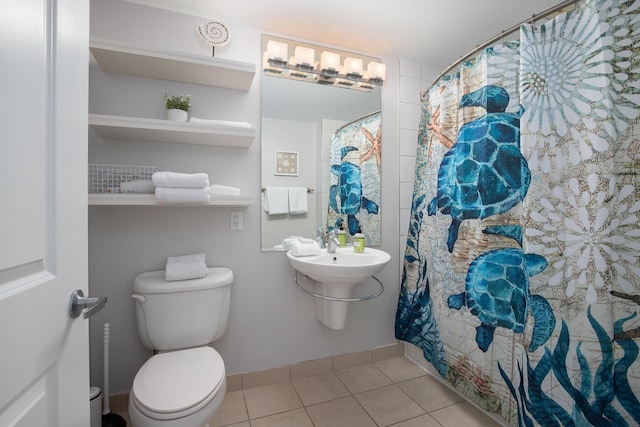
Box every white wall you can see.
[88,0,400,394]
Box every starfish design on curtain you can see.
[360,125,382,172]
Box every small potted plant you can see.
[163,93,191,121]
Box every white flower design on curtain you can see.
[520,1,640,167]
[525,173,640,304]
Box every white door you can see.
[0,0,90,426]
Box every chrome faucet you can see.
[327,229,340,253]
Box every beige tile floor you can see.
[116,356,505,426]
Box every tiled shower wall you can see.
[397,61,440,270]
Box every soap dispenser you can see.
[337,224,347,247]
[353,227,365,253]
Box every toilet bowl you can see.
[128,347,226,427]
[129,268,234,427]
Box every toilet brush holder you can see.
[102,323,127,427]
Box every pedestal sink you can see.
[286,247,391,329]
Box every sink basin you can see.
[286,247,391,285]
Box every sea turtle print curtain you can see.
[327,111,382,245]
[395,1,640,425]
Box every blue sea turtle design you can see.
[447,247,555,352]
[330,146,379,234]
[427,85,530,252]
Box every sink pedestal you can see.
[286,247,391,329]
[314,282,352,330]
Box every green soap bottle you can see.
[353,227,365,253]
[338,225,347,247]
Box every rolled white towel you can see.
[281,236,304,251]
[288,238,322,257]
[155,187,210,203]
[189,117,252,128]
[152,171,210,188]
[210,184,240,197]
[120,179,155,194]
[166,253,208,281]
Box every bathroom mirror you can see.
[260,35,381,251]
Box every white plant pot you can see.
[166,109,188,121]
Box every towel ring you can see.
[293,270,384,302]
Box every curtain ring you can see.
[530,13,537,29]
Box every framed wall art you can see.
[274,151,299,176]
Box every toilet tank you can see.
[132,267,233,351]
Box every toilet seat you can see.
[131,346,225,421]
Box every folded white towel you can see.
[281,236,304,251]
[263,186,289,215]
[288,187,308,215]
[152,171,210,188]
[165,253,208,281]
[189,117,252,128]
[210,184,240,197]
[120,179,155,194]
[288,238,322,257]
[155,187,211,203]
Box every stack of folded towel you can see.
[165,252,209,281]
[288,238,322,257]
[153,171,210,203]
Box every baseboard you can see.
[227,342,405,391]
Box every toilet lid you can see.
[132,347,225,415]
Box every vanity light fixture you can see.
[263,37,385,92]
[343,57,363,81]
[367,61,386,85]
[320,51,340,78]
[294,46,315,73]
[266,40,288,68]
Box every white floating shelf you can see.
[89,194,254,207]
[90,38,255,90]
[89,114,255,147]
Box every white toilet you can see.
[128,267,233,427]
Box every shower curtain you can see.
[327,111,381,245]
[395,0,640,425]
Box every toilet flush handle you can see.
[131,294,146,303]
[68,289,108,319]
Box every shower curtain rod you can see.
[422,0,580,100]
[335,110,381,133]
